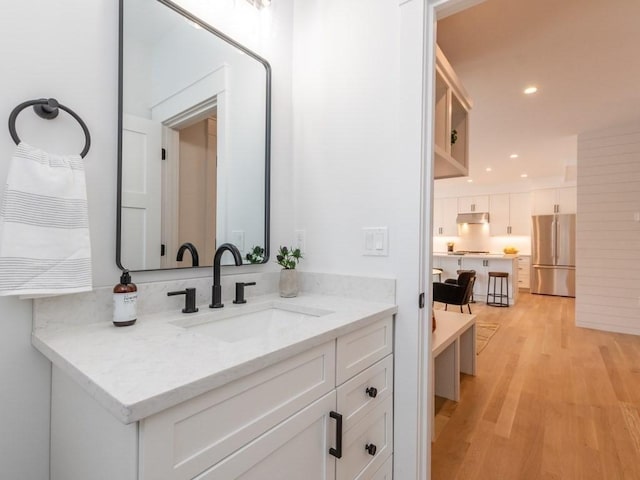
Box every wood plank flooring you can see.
[432,292,640,480]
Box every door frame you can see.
[419,0,486,479]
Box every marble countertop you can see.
[32,293,397,425]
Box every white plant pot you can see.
[279,269,298,298]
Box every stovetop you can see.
[448,250,490,255]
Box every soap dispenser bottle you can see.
[113,270,137,327]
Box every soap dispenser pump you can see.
[113,270,137,327]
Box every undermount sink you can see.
[170,302,334,343]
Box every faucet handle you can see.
[167,288,199,314]
[233,282,256,304]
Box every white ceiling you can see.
[435,0,640,189]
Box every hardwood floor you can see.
[432,292,640,480]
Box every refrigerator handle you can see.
[552,218,557,264]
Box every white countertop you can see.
[433,252,520,259]
[432,310,476,357]
[32,293,397,425]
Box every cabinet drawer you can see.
[336,317,393,385]
[337,355,393,432]
[139,341,336,480]
[336,396,393,480]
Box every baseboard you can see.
[576,320,640,336]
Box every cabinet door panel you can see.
[336,396,393,480]
[194,392,337,480]
[140,342,335,480]
[489,193,510,236]
[508,192,531,235]
[441,198,459,236]
[556,186,576,214]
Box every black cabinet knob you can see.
[365,443,377,456]
[365,387,378,398]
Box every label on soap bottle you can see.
[113,292,138,324]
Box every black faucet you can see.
[176,242,200,267]
[210,243,243,308]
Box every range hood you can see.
[456,212,490,224]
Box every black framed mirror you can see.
[117,0,270,271]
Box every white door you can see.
[121,114,162,270]
[194,392,337,480]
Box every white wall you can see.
[576,120,640,335]
[291,0,426,477]
[0,2,120,476]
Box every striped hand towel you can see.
[0,143,92,296]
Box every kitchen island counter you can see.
[433,253,519,305]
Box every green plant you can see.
[276,246,302,270]
[451,129,458,145]
[245,245,265,264]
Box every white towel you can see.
[0,143,92,296]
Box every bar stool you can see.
[486,271,509,307]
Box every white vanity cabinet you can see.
[50,317,394,480]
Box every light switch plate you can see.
[362,227,388,256]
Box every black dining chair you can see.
[432,270,476,314]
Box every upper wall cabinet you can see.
[457,195,489,214]
[433,197,458,236]
[531,187,576,215]
[434,46,473,179]
[489,192,531,236]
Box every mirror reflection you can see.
[117,0,270,271]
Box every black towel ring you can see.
[8,98,91,158]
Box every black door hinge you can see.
[161,244,166,256]
[419,292,425,309]
[161,148,166,160]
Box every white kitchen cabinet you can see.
[51,318,394,480]
[531,186,576,215]
[434,45,473,180]
[517,255,531,289]
[489,192,531,236]
[433,197,459,236]
[457,195,489,214]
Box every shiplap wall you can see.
[576,121,640,335]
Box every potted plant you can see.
[276,246,302,297]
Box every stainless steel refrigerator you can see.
[531,214,576,297]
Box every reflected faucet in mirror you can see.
[176,242,200,267]
[210,243,243,309]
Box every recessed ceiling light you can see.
[520,173,528,178]
[467,179,473,183]
[485,167,492,172]
[524,86,538,95]
[510,153,519,159]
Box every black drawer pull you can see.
[329,411,343,459]
[365,387,378,398]
[365,443,377,456]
